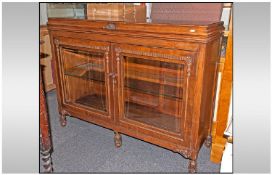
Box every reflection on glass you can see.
[61,47,107,112]
[123,56,184,133]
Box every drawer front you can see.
[51,37,114,120]
[113,44,196,142]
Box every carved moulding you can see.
[53,38,110,52]
[54,38,110,68]
[175,147,192,159]
[114,48,193,76]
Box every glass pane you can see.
[61,47,107,112]
[123,56,184,133]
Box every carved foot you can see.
[188,160,197,173]
[114,132,122,148]
[60,114,67,127]
[41,148,53,173]
[204,135,212,148]
[60,110,69,127]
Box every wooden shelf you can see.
[124,57,184,87]
[64,62,184,89]
[65,65,183,101]
[74,94,182,133]
[64,67,105,83]
[125,102,181,133]
[125,78,182,100]
[124,62,182,75]
[65,62,104,76]
[125,73,183,87]
[62,48,104,60]
[75,94,106,111]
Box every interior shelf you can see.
[65,68,184,88]
[124,62,184,77]
[72,93,182,133]
[62,47,105,60]
[65,62,104,75]
[75,94,106,111]
[125,102,181,133]
[64,70,183,100]
[64,68,105,83]
[125,78,182,100]
[125,71,183,87]
[124,57,185,87]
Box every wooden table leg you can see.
[114,131,122,148]
[41,145,53,173]
[188,159,197,173]
[40,69,53,172]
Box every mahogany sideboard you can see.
[48,17,224,173]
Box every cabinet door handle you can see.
[104,23,116,30]
[112,73,117,84]
[108,72,117,84]
[108,72,117,77]
[108,72,114,77]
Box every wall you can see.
[40,3,47,25]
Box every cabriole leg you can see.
[114,131,122,148]
[188,159,197,173]
[59,110,69,127]
[60,114,67,127]
[204,135,212,148]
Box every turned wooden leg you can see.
[204,135,212,148]
[59,110,69,127]
[114,132,122,148]
[60,114,67,127]
[188,159,197,173]
[41,147,53,173]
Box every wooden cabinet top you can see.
[48,17,224,42]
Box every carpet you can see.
[40,90,220,173]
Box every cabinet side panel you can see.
[197,38,222,149]
[188,44,206,159]
[48,33,64,115]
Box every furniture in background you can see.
[40,40,53,172]
[48,14,223,172]
[220,120,233,173]
[40,25,56,92]
[87,3,146,22]
[47,3,86,18]
[151,3,223,22]
[210,6,233,163]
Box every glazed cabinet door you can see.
[52,37,114,120]
[113,44,195,141]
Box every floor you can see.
[40,90,220,173]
